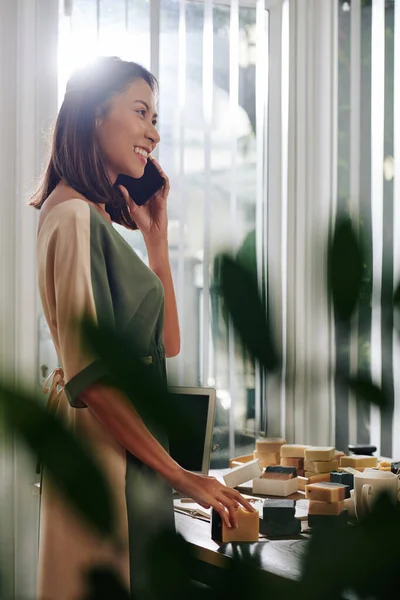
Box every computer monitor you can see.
[168,386,216,475]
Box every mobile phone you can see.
[115,160,166,206]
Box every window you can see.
[335,0,399,458]
[56,0,277,466]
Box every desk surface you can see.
[173,470,311,582]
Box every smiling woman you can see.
[30,57,159,230]
[30,56,254,600]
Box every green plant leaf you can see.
[347,376,389,409]
[328,215,363,322]
[218,254,279,372]
[393,282,400,308]
[0,382,115,538]
[83,567,130,600]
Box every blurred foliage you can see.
[328,215,363,323]
[0,382,115,540]
[1,207,399,599]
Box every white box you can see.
[223,459,263,488]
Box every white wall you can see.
[0,1,58,597]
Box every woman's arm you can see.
[81,382,255,529]
[146,237,180,358]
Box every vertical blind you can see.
[336,0,399,459]
[56,0,400,462]
[58,0,272,466]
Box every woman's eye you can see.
[137,109,146,117]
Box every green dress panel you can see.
[36,199,174,600]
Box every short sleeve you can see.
[38,200,111,408]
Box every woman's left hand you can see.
[118,156,170,242]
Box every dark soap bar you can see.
[330,471,354,496]
[348,444,376,456]
[391,461,400,474]
[308,510,348,529]
[263,499,296,523]
[265,465,297,478]
[211,508,223,542]
[260,516,301,537]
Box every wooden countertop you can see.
[173,470,311,583]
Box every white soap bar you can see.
[223,459,263,488]
[304,459,339,473]
[304,446,335,461]
[252,476,299,497]
[280,444,309,458]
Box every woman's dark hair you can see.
[30,56,158,229]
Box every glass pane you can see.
[159,0,258,467]
[335,0,396,456]
[57,0,263,469]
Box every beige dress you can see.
[36,199,174,600]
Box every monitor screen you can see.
[167,387,216,474]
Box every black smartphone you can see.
[115,159,166,206]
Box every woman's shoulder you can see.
[38,198,109,238]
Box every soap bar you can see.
[281,457,304,469]
[280,444,309,458]
[298,473,330,491]
[211,506,259,543]
[229,453,254,468]
[223,459,263,488]
[264,465,297,478]
[253,476,298,497]
[308,511,348,528]
[304,459,339,474]
[263,499,296,523]
[308,500,345,516]
[391,461,400,474]
[304,447,335,461]
[259,517,301,537]
[256,437,286,454]
[305,482,348,503]
[340,455,377,469]
[298,476,308,491]
[330,471,354,496]
[253,450,280,468]
[335,450,346,461]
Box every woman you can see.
[31,57,254,599]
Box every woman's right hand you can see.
[169,468,256,529]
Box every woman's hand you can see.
[118,156,169,242]
[169,469,256,529]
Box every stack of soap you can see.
[297,472,331,492]
[211,506,259,542]
[253,437,286,468]
[253,466,298,496]
[259,499,301,537]
[305,482,349,528]
[303,447,338,477]
[339,455,377,470]
[330,471,354,498]
[280,444,310,477]
[280,456,304,476]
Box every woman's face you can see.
[96,78,160,183]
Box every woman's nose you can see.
[147,125,160,146]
